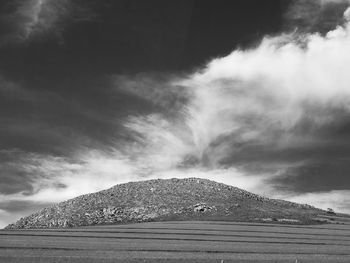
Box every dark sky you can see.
[0,0,286,153]
[1,0,350,228]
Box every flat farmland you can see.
[1,221,350,262]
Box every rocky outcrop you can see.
[6,178,324,229]
[193,203,214,212]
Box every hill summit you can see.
[6,178,325,229]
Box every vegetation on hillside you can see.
[6,178,327,229]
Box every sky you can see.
[1,0,350,228]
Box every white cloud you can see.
[280,190,350,214]
[0,149,140,204]
[124,114,194,171]
[175,7,350,162]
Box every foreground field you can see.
[1,221,350,262]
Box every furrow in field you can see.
[1,231,350,245]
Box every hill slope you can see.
[6,178,326,229]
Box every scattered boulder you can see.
[193,203,213,212]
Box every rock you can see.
[277,218,300,223]
[193,203,212,212]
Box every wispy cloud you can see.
[17,0,50,40]
[0,0,93,45]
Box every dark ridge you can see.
[5,177,336,229]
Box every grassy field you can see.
[1,221,350,262]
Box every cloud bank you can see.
[2,3,350,228]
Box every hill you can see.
[6,178,328,229]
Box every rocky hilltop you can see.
[6,178,325,229]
